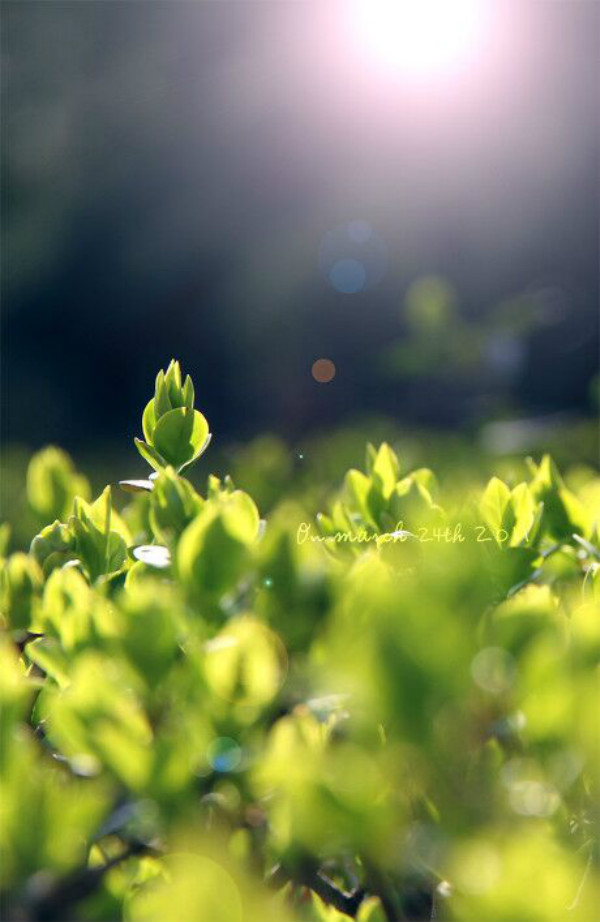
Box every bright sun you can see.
[353,0,487,77]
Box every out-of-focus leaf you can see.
[480,477,511,536]
[27,447,90,522]
[42,652,152,791]
[30,520,77,575]
[149,467,203,543]
[178,491,260,600]
[370,443,399,499]
[204,616,286,710]
[0,552,43,630]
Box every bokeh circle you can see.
[319,221,387,294]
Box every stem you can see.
[268,862,365,918]
[26,842,146,922]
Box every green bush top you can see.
[1,362,599,922]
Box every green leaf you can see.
[38,567,115,654]
[365,442,378,475]
[178,431,212,472]
[480,477,511,536]
[220,491,261,545]
[152,408,209,471]
[26,637,70,686]
[529,456,589,541]
[165,358,183,406]
[207,472,236,499]
[138,363,210,474]
[410,467,439,499]
[44,653,152,790]
[135,438,168,472]
[142,399,157,443]
[0,552,43,630]
[371,443,399,498]
[344,469,373,524]
[0,523,11,558]
[182,374,195,410]
[204,616,285,707]
[27,447,90,521]
[116,581,179,684]
[486,546,539,598]
[529,454,564,491]
[149,467,203,541]
[69,487,127,581]
[154,369,172,418]
[178,491,259,598]
[357,897,387,922]
[30,520,77,576]
[509,482,535,546]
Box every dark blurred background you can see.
[2,0,599,459]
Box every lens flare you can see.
[353,0,486,76]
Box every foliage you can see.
[135,360,211,473]
[1,361,599,922]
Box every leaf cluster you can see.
[1,363,599,922]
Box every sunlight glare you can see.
[354,0,486,77]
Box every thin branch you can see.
[267,862,365,918]
[27,842,147,922]
[14,632,44,654]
